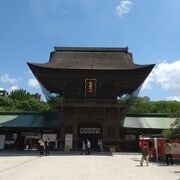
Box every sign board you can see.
[43,134,57,142]
[79,128,101,134]
[0,135,5,149]
[22,132,41,139]
[85,78,96,96]
[64,134,73,151]
[5,141,14,145]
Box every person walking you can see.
[164,140,174,165]
[140,143,149,166]
[80,140,86,155]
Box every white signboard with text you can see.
[64,134,73,151]
[42,134,57,142]
[0,135,5,149]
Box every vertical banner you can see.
[85,78,96,96]
[0,135,5,150]
[64,134,73,151]
[154,137,158,161]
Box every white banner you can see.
[0,135,5,149]
[64,134,73,151]
[171,142,180,154]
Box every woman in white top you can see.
[38,139,45,156]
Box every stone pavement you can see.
[0,151,179,180]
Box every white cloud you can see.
[0,87,4,91]
[153,61,180,93]
[28,78,40,88]
[9,86,18,92]
[166,96,180,101]
[116,0,133,17]
[142,60,180,100]
[0,74,17,84]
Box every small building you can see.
[0,112,60,150]
[0,89,8,97]
[122,113,176,151]
[0,112,176,151]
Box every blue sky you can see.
[0,0,180,101]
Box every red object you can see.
[139,136,180,160]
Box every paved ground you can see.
[0,151,179,180]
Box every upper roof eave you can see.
[27,62,155,71]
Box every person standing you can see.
[98,138,103,152]
[45,138,50,156]
[38,138,45,156]
[164,140,174,165]
[140,143,149,166]
[80,140,86,155]
[86,139,91,155]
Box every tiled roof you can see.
[124,117,176,129]
[28,47,155,70]
[0,112,60,128]
[0,112,175,129]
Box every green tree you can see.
[0,96,14,111]
[128,98,180,114]
[9,89,32,101]
[0,89,51,112]
[128,97,153,113]
[162,111,180,138]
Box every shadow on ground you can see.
[0,150,112,157]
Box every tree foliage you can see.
[0,89,50,111]
[162,111,180,138]
[1,92,180,115]
[128,97,180,114]
[8,89,32,101]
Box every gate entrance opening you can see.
[78,123,102,150]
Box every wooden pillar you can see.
[61,106,64,121]
[75,107,78,121]
[59,124,65,150]
[73,124,78,150]
[103,107,106,121]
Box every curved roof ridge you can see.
[54,46,129,52]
